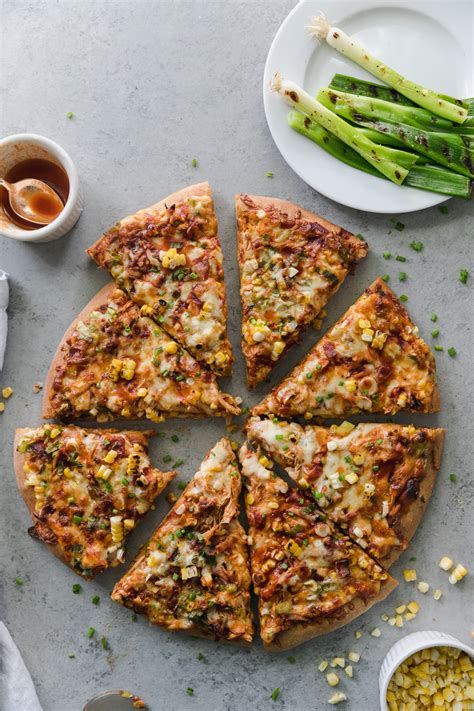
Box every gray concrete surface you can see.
[0,1,472,710]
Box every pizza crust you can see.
[264,575,397,651]
[13,426,165,579]
[384,428,445,568]
[87,182,212,256]
[42,283,120,419]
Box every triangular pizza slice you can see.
[111,438,254,645]
[14,425,175,578]
[246,417,444,566]
[239,444,396,650]
[235,194,368,387]
[87,182,233,375]
[252,278,439,419]
[43,284,240,422]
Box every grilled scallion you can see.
[307,13,467,123]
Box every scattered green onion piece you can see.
[396,255,407,262]
[434,345,444,351]
[171,434,179,442]
[383,252,391,259]
[266,171,274,177]
[101,637,108,650]
[68,652,75,658]
[92,595,100,605]
[72,515,82,525]
[431,329,440,338]
[15,577,23,586]
[410,241,424,252]
[191,158,197,168]
[449,473,457,483]
[430,313,438,322]
[72,583,82,594]
[288,656,296,663]
[271,688,281,701]
[459,269,469,284]
[448,347,457,357]
[399,272,407,282]
[186,688,194,696]
[197,652,205,661]
[66,112,74,119]
[438,205,449,214]
[86,627,95,638]
[381,274,390,282]
[399,295,408,302]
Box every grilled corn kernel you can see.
[146,408,165,423]
[371,628,381,637]
[335,420,355,436]
[348,651,360,663]
[358,318,371,329]
[49,427,61,439]
[345,472,359,485]
[268,501,279,509]
[345,665,353,678]
[103,450,118,464]
[403,569,417,582]
[319,660,329,672]
[202,301,213,312]
[407,601,420,614]
[121,358,136,380]
[449,564,468,584]
[285,540,303,558]
[230,440,239,451]
[127,452,140,476]
[258,455,272,468]
[439,556,454,571]
[433,589,443,601]
[397,392,408,407]
[355,631,362,639]
[63,467,73,479]
[304,411,313,420]
[361,328,374,342]
[140,304,154,317]
[136,387,148,398]
[166,493,177,504]
[121,407,131,418]
[123,518,135,530]
[160,248,186,269]
[345,380,357,393]
[326,672,339,687]
[96,465,112,481]
[417,581,430,593]
[110,515,124,543]
[0,403,5,413]
[2,386,13,398]
[245,493,254,505]
[214,350,228,366]
[273,340,285,356]
[109,358,123,381]
[372,330,388,350]
[353,452,364,466]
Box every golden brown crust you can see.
[42,283,118,418]
[383,429,445,568]
[235,194,356,232]
[87,182,212,256]
[264,576,397,651]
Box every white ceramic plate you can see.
[263,0,473,213]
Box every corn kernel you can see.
[259,455,273,468]
[433,589,443,601]
[335,421,355,436]
[202,302,213,312]
[371,628,381,637]
[319,660,328,672]
[439,556,453,571]
[358,318,371,329]
[103,450,118,464]
[417,581,430,593]
[63,467,73,479]
[0,403,5,413]
[326,672,339,687]
[49,427,61,439]
[214,350,228,365]
[140,304,154,317]
[345,665,353,678]
[403,569,417,582]
[407,601,420,614]
[96,465,112,480]
[353,453,365,466]
[328,691,347,704]
[345,380,357,392]
[2,386,13,398]
[123,518,135,530]
[348,651,360,663]
[137,387,148,397]
[245,493,254,505]
[273,340,285,356]
[449,564,468,584]
[396,605,407,614]
[345,472,359,485]
[333,657,345,668]
[304,411,313,420]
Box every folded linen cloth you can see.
[0,622,43,711]
[0,271,8,372]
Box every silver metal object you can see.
[83,689,144,710]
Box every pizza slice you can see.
[43,284,240,422]
[239,443,396,650]
[14,425,175,578]
[87,182,233,375]
[111,438,254,645]
[252,278,439,419]
[236,195,368,387]
[246,417,444,567]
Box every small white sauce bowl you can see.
[379,630,474,710]
[0,133,83,243]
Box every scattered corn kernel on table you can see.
[0,1,472,710]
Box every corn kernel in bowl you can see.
[386,645,473,710]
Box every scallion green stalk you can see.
[270,72,416,183]
[288,111,471,199]
[329,73,415,105]
[318,87,453,130]
[307,14,467,123]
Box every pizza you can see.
[87,182,233,375]
[236,194,368,387]
[239,443,396,650]
[111,438,254,645]
[246,417,444,566]
[14,425,175,578]
[43,284,240,422]
[252,278,439,419]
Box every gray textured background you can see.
[0,1,472,710]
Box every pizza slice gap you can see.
[14,425,176,579]
[246,417,444,567]
[239,443,396,651]
[252,278,439,419]
[87,182,233,376]
[111,438,254,645]
[43,284,240,422]
[235,194,368,388]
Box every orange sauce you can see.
[0,158,69,230]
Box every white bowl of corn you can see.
[379,630,473,710]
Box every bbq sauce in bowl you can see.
[0,158,69,229]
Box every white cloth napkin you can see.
[0,271,9,371]
[0,622,43,711]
